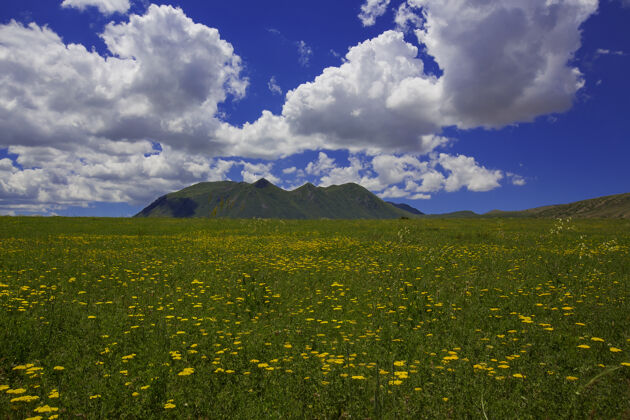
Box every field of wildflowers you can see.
[0,216,629,418]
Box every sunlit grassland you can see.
[0,216,629,419]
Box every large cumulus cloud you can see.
[412,0,598,128]
[216,31,446,156]
[0,4,246,153]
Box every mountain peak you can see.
[253,178,272,188]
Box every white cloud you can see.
[282,167,297,174]
[306,152,337,176]
[281,31,444,153]
[358,0,392,26]
[296,40,313,67]
[216,31,445,157]
[240,162,279,184]
[268,76,283,95]
[61,0,130,15]
[302,151,503,199]
[214,111,325,159]
[394,3,422,33]
[412,0,598,128]
[507,172,526,186]
[596,48,625,56]
[405,170,445,193]
[438,154,503,192]
[0,5,246,153]
[0,141,237,213]
[0,158,18,173]
[317,155,385,190]
[371,154,427,185]
[378,185,408,199]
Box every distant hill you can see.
[135,179,417,219]
[486,192,630,219]
[424,210,480,219]
[386,202,424,215]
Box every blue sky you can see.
[0,0,628,216]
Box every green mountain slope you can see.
[386,202,424,215]
[485,192,630,219]
[135,179,416,219]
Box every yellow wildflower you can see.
[34,405,59,413]
[10,395,40,403]
[178,367,194,376]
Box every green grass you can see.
[0,216,629,418]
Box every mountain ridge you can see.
[484,192,630,219]
[135,179,417,219]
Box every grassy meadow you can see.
[0,216,629,418]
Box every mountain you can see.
[386,202,424,215]
[135,179,417,219]
[485,192,630,219]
